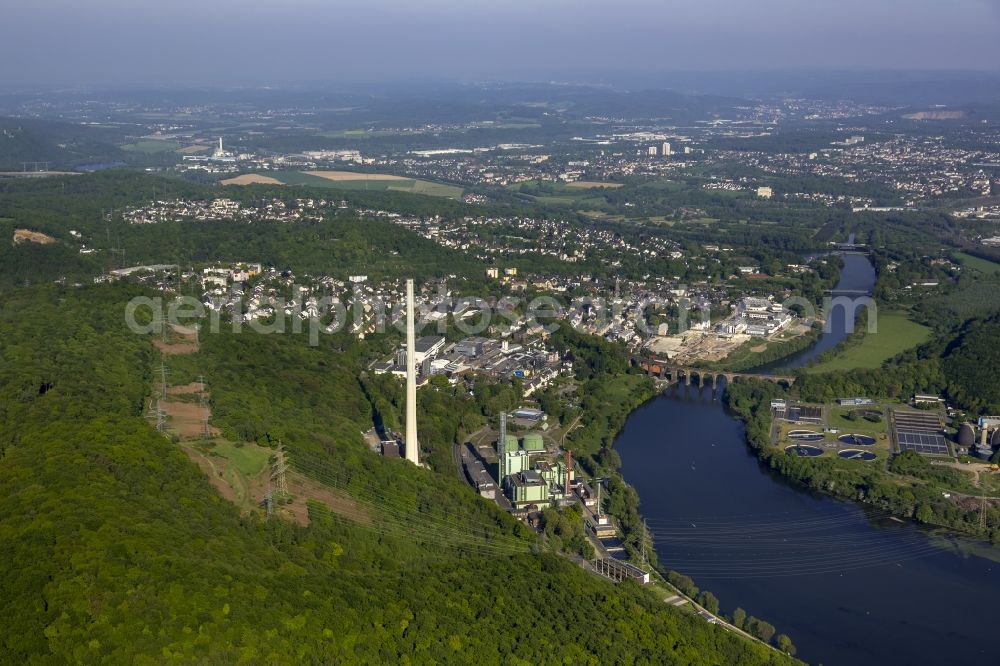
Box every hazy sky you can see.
[3,0,1000,87]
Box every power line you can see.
[146,399,166,433]
[271,442,288,498]
[288,459,530,553]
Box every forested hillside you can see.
[0,285,796,664]
[0,117,127,170]
[942,315,1000,414]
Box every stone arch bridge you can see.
[633,357,795,388]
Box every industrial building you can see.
[721,297,791,336]
[521,432,545,452]
[461,444,496,499]
[838,397,874,406]
[413,336,446,364]
[374,333,562,394]
[773,402,823,425]
[181,137,237,164]
[588,513,618,539]
[494,414,571,510]
[509,470,548,508]
[961,417,1000,460]
[593,557,650,585]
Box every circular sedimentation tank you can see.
[785,444,824,457]
[838,434,876,446]
[788,430,824,442]
[838,449,877,461]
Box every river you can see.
[616,252,998,666]
[754,253,876,373]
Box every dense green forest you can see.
[940,315,1000,414]
[0,285,796,664]
[0,117,129,170]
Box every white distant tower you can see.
[662,142,672,156]
[404,279,420,465]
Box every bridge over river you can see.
[634,357,795,387]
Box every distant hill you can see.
[0,117,127,170]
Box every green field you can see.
[534,195,580,205]
[121,139,182,153]
[955,252,1000,276]
[827,405,889,436]
[316,129,403,139]
[808,312,930,372]
[208,440,270,476]
[261,170,464,198]
[509,180,612,208]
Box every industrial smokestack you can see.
[405,279,419,465]
[566,449,572,497]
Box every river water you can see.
[616,253,998,666]
[754,253,876,373]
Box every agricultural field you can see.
[228,170,464,198]
[808,312,930,372]
[316,128,404,139]
[955,251,1000,276]
[176,144,210,154]
[565,181,623,189]
[121,139,182,153]
[509,180,615,208]
[220,173,283,185]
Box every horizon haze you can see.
[3,0,1000,88]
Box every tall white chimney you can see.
[405,279,419,465]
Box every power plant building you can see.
[505,448,530,476]
[509,470,548,508]
[521,432,545,452]
[493,422,571,509]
